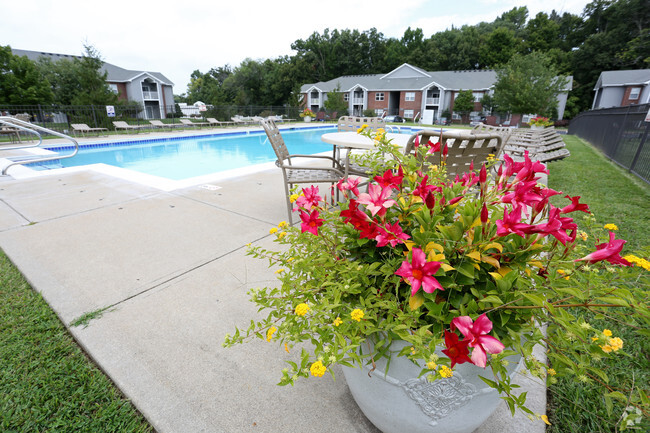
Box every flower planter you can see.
[303,116,312,122]
[530,125,545,130]
[342,339,523,433]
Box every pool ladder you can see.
[0,116,79,175]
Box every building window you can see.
[405,92,415,102]
[403,109,414,119]
[109,84,118,94]
[310,91,319,100]
[344,93,349,102]
[375,109,384,116]
[629,87,641,100]
[473,92,483,102]
[375,92,384,101]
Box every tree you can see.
[0,45,54,105]
[493,52,569,118]
[323,83,347,115]
[452,90,475,122]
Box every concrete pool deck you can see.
[0,128,547,433]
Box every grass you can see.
[0,252,154,433]
[546,135,650,432]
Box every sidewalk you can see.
[0,155,546,432]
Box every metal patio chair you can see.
[260,119,344,224]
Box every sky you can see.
[1,0,592,94]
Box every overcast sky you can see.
[2,0,591,94]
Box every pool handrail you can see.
[0,116,79,175]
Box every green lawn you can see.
[546,135,650,432]
[0,253,153,433]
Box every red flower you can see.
[375,221,410,247]
[561,195,590,214]
[373,167,404,189]
[299,209,324,235]
[442,331,472,368]
[451,314,505,368]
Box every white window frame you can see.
[374,109,385,116]
[405,92,415,102]
[375,92,384,101]
[403,109,414,119]
[343,93,349,102]
[109,84,118,94]
[629,87,641,100]
[472,92,483,102]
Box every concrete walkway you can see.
[0,132,546,433]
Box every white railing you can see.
[142,91,159,100]
[426,97,440,105]
[352,97,364,104]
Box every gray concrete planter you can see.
[342,339,523,433]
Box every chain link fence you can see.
[568,103,650,184]
[0,104,303,136]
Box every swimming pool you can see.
[32,126,337,181]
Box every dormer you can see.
[380,63,431,80]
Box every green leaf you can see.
[478,295,503,306]
[522,293,545,307]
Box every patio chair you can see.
[70,123,108,137]
[180,118,210,129]
[112,121,148,134]
[149,120,182,131]
[337,116,386,132]
[404,129,504,180]
[207,118,234,127]
[260,119,345,224]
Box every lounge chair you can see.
[149,120,182,131]
[206,118,234,127]
[404,129,504,180]
[180,118,210,129]
[112,121,148,134]
[260,119,344,224]
[70,123,109,137]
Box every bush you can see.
[554,119,569,127]
[363,109,376,117]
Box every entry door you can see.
[422,109,435,125]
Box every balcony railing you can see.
[352,98,364,105]
[426,97,440,105]
[142,91,159,100]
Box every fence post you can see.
[91,105,98,128]
[629,122,649,174]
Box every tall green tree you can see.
[452,90,476,122]
[323,83,348,115]
[493,52,569,117]
[0,45,54,105]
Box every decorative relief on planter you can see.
[401,373,477,422]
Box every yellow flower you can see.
[439,365,453,378]
[578,231,588,241]
[426,361,437,370]
[333,317,342,327]
[548,368,557,376]
[289,194,299,203]
[350,309,364,322]
[603,329,613,337]
[269,227,278,235]
[591,336,599,342]
[277,232,287,240]
[274,268,285,274]
[486,153,495,162]
[557,269,566,275]
[601,344,613,353]
[310,360,327,377]
[278,221,288,228]
[604,223,618,231]
[608,337,623,351]
[624,254,650,271]
[266,326,277,342]
[295,303,310,316]
[284,343,290,353]
[357,124,369,133]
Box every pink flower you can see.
[357,184,396,217]
[495,205,535,237]
[395,247,443,296]
[299,209,324,235]
[337,177,361,197]
[375,221,410,247]
[576,231,632,266]
[294,185,322,210]
[451,314,505,368]
[561,195,590,214]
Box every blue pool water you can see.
[35,126,337,180]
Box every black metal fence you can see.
[568,103,650,184]
[0,104,303,136]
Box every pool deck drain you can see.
[0,131,546,433]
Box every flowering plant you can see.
[224,128,649,426]
[529,116,553,127]
[299,108,317,118]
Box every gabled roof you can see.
[11,48,174,86]
[594,69,650,90]
[300,64,499,93]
